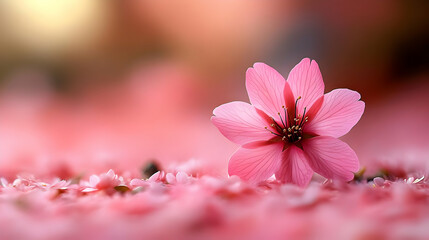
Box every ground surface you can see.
[1,165,428,240]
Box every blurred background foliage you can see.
[0,0,427,98]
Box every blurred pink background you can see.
[0,1,428,179]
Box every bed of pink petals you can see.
[1,166,429,240]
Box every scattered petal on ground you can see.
[1,168,428,240]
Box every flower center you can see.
[264,96,309,143]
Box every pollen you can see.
[263,96,310,143]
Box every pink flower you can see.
[165,172,192,184]
[148,171,166,182]
[212,58,365,186]
[82,169,121,193]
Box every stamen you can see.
[264,127,282,137]
[294,96,301,119]
[282,106,288,127]
[271,119,284,133]
[263,100,307,143]
[299,107,308,127]
[278,112,286,128]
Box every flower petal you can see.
[302,136,359,181]
[275,145,313,187]
[246,63,286,120]
[228,142,282,184]
[287,58,324,113]
[211,101,272,145]
[304,89,365,138]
